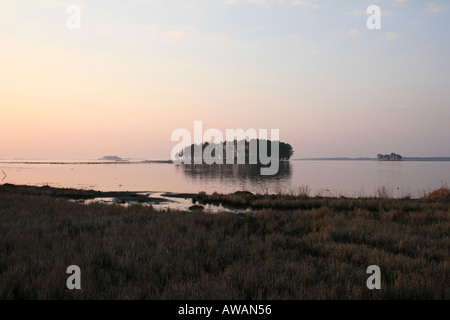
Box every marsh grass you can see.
[426,186,450,200]
[0,189,448,299]
[193,189,449,213]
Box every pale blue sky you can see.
[0,0,449,159]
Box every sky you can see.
[0,0,449,160]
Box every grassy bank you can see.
[0,187,448,299]
[193,188,450,212]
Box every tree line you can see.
[177,139,294,164]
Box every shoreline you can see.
[0,160,173,165]
[2,157,450,165]
[294,157,450,161]
[1,183,448,213]
[0,183,192,205]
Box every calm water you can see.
[1,160,449,199]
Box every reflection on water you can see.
[177,162,291,193]
[80,192,249,213]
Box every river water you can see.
[1,160,449,199]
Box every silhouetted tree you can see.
[279,142,294,160]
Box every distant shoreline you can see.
[1,157,450,165]
[294,157,450,161]
[0,160,173,165]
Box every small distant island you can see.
[98,155,124,161]
[377,153,403,161]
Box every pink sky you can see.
[1,1,449,159]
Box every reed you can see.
[0,187,448,299]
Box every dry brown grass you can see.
[425,187,450,200]
[0,190,448,300]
